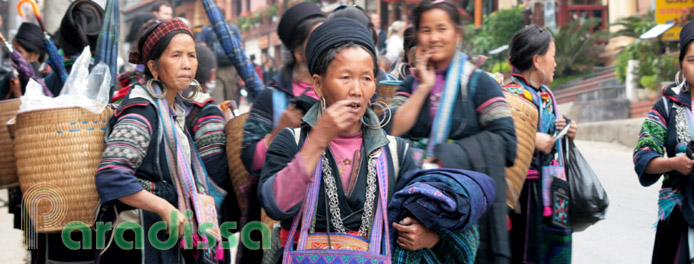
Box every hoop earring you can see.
[539,68,547,85]
[179,79,201,102]
[319,97,326,115]
[361,101,391,129]
[528,69,541,88]
[146,79,167,99]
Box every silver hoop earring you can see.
[179,79,201,102]
[676,71,682,86]
[539,68,547,85]
[528,70,541,88]
[319,97,326,115]
[362,101,391,129]
[146,78,167,99]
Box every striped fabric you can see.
[193,115,226,159]
[476,96,512,127]
[94,0,119,88]
[97,113,152,174]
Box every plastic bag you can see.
[564,139,609,231]
[19,47,110,114]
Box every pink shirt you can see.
[274,132,363,212]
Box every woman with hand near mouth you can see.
[257,17,427,263]
[385,0,517,263]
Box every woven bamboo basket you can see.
[15,107,113,232]
[374,83,399,116]
[225,113,250,211]
[0,99,20,188]
[503,91,539,210]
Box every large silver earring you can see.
[361,101,391,129]
[179,79,201,102]
[319,97,326,115]
[528,69,541,88]
[146,78,167,99]
[539,68,547,85]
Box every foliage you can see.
[491,61,511,73]
[551,18,608,77]
[462,6,523,71]
[610,11,655,39]
[231,3,280,32]
[614,39,679,90]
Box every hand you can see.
[392,217,440,251]
[277,104,304,130]
[671,154,694,175]
[555,114,578,140]
[158,204,187,238]
[413,46,435,91]
[535,132,556,154]
[312,99,362,146]
[9,76,21,98]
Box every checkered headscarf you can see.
[129,18,192,64]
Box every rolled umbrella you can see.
[201,0,264,99]
[0,32,52,97]
[17,0,68,86]
[94,0,119,91]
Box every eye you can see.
[362,76,373,82]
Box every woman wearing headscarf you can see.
[633,22,694,264]
[95,18,223,263]
[389,26,417,81]
[258,17,417,263]
[502,24,578,264]
[44,0,103,96]
[0,22,47,99]
[385,1,516,263]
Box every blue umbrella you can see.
[201,0,264,99]
[18,0,68,86]
[94,0,119,90]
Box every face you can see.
[683,43,694,86]
[417,8,461,68]
[533,41,557,85]
[148,34,198,92]
[154,5,173,20]
[13,40,39,63]
[313,47,376,118]
[370,13,381,30]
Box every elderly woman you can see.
[633,22,694,264]
[95,18,223,263]
[386,1,517,263]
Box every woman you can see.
[503,25,578,263]
[633,21,694,264]
[258,17,431,263]
[386,1,517,263]
[385,20,406,63]
[0,22,47,99]
[239,3,324,262]
[95,18,223,263]
[389,26,417,80]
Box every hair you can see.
[681,40,694,68]
[283,16,326,69]
[387,21,406,39]
[151,1,172,13]
[195,43,216,84]
[312,42,378,78]
[329,6,379,46]
[250,54,256,61]
[127,13,156,44]
[136,20,193,78]
[412,0,462,32]
[508,24,553,71]
[402,26,417,63]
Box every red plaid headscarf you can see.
[129,18,193,65]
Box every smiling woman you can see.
[95,18,224,264]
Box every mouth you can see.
[349,102,362,110]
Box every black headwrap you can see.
[15,23,45,54]
[305,17,376,76]
[681,22,694,65]
[277,2,324,47]
[56,0,104,56]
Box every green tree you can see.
[552,18,608,76]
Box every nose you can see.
[182,56,192,69]
[348,79,364,98]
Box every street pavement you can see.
[0,140,661,263]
